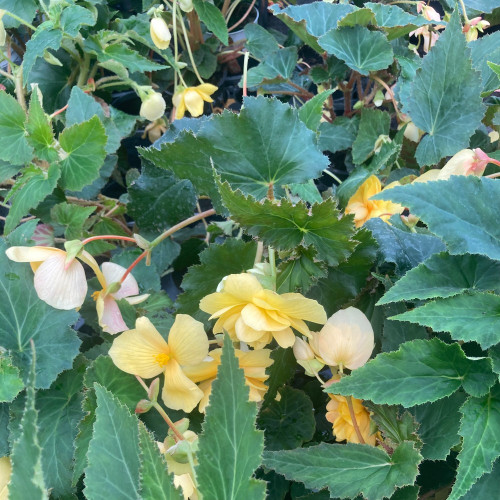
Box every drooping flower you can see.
[183,347,273,412]
[150,17,171,50]
[109,315,209,412]
[326,393,377,446]
[0,456,11,500]
[463,17,490,42]
[5,245,100,310]
[92,262,149,335]
[200,273,326,349]
[345,176,403,228]
[293,336,325,377]
[416,1,440,22]
[140,91,166,121]
[316,307,374,371]
[173,84,218,120]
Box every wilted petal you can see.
[162,359,204,412]
[168,314,209,366]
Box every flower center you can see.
[91,291,100,302]
[154,352,171,366]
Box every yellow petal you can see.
[109,317,168,378]
[272,327,296,348]
[184,89,205,117]
[197,379,213,413]
[0,456,11,500]
[183,358,218,383]
[200,292,243,316]
[237,348,273,369]
[221,273,263,302]
[235,316,265,343]
[6,245,62,262]
[196,83,218,98]
[79,250,105,287]
[162,359,204,412]
[277,293,327,323]
[241,303,289,331]
[173,91,186,120]
[168,314,209,366]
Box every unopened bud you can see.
[293,337,314,361]
[0,19,5,47]
[133,233,151,250]
[150,17,171,50]
[43,51,63,66]
[179,0,194,13]
[148,377,160,401]
[140,91,166,121]
[135,399,153,414]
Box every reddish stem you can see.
[120,251,148,283]
[81,235,137,245]
[228,0,257,32]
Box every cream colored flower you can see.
[345,176,403,228]
[293,336,325,377]
[0,456,11,500]
[109,315,209,412]
[93,262,149,335]
[173,84,218,120]
[183,347,273,412]
[150,17,171,50]
[5,245,100,310]
[317,307,374,371]
[200,273,326,349]
[140,91,166,121]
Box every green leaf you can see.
[351,108,391,165]
[319,26,393,76]
[381,303,427,353]
[337,8,375,27]
[244,24,279,60]
[401,10,484,166]
[258,387,315,451]
[0,91,32,165]
[410,392,466,461]
[298,89,335,131]
[329,338,496,406]
[196,337,266,500]
[390,291,500,349]
[51,202,97,239]
[469,32,500,96]
[23,27,63,84]
[317,116,359,154]
[128,165,197,233]
[98,43,167,73]
[84,384,141,499]
[462,0,500,12]
[0,240,81,388]
[378,252,500,305]
[60,5,96,37]
[26,90,57,163]
[138,423,182,500]
[1,0,37,28]
[0,356,24,403]
[449,384,500,500]
[263,441,422,500]
[8,354,47,500]
[373,177,500,260]
[140,96,328,206]
[262,348,296,408]
[59,115,107,191]
[246,47,298,87]
[0,403,9,456]
[111,248,161,292]
[219,183,357,267]
[461,459,500,500]
[365,218,445,276]
[193,0,228,45]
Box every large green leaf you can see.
[351,108,391,165]
[0,91,32,165]
[140,97,328,207]
[23,27,63,84]
[84,384,141,500]
[469,32,500,96]
[449,384,500,500]
[329,338,496,406]
[60,5,96,37]
[461,459,500,500]
[244,24,279,60]
[319,26,393,76]
[219,182,357,266]
[59,116,107,191]
[193,0,228,45]
[263,441,421,500]
[196,337,266,500]
[0,240,81,388]
[401,10,484,166]
[390,291,500,349]
[317,116,359,153]
[246,47,298,87]
[378,252,500,305]
[373,177,500,261]
[0,356,24,403]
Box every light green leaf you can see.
[319,26,393,76]
[449,384,500,500]
[337,8,375,27]
[0,403,9,457]
[59,115,107,191]
[329,338,496,406]
[1,0,37,28]
[258,387,315,451]
[219,182,357,266]
[463,0,500,14]
[138,423,182,500]
[0,356,24,403]
[246,47,298,87]
[461,459,500,500]
[244,24,279,59]
[402,10,484,166]
[263,441,422,500]
[196,337,266,500]
[0,240,81,388]
[351,108,391,165]
[26,90,57,162]
[98,43,167,73]
[111,248,161,292]
[0,91,32,165]
[469,32,500,96]
[373,177,500,260]
[298,89,335,131]
[317,116,359,153]
[51,202,96,239]
[378,252,500,305]
[410,392,466,461]
[193,0,228,45]
[23,27,63,84]
[60,5,96,37]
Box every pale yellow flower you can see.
[317,307,374,371]
[5,245,100,310]
[345,176,402,228]
[173,84,218,120]
[200,273,326,349]
[109,315,209,412]
[293,336,325,377]
[0,456,11,500]
[150,17,171,50]
[183,347,273,412]
[93,262,149,335]
[326,393,377,446]
[140,91,166,121]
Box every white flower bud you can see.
[179,0,194,13]
[150,17,171,50]
[293,337,314,361]
[139,92,166,121]
[0,19,6,47]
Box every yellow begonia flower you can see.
[173,84,218,120]
[0,456,11,500]
[317,307,374,371]
[93,262,149,335]
[109,315,209,412]
[200,273,326,349]
[150,17,171,50]
[5,245,101,310]
[183,347,273,412]
[326,394,377,446]
[345,175,402,228]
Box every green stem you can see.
[15,67,26,111]
[2,11,36,30]
[77,53,91,87]
[323,169,342,184]
[458,0,470,23]
[268,247,276,290]
[177,10,204,85]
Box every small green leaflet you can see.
[298,89,335,131]
[351,108,391,165]
[246,47,298,87]
[26,90,57,162]
[193,0,228,45]
[0,356,24,403]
